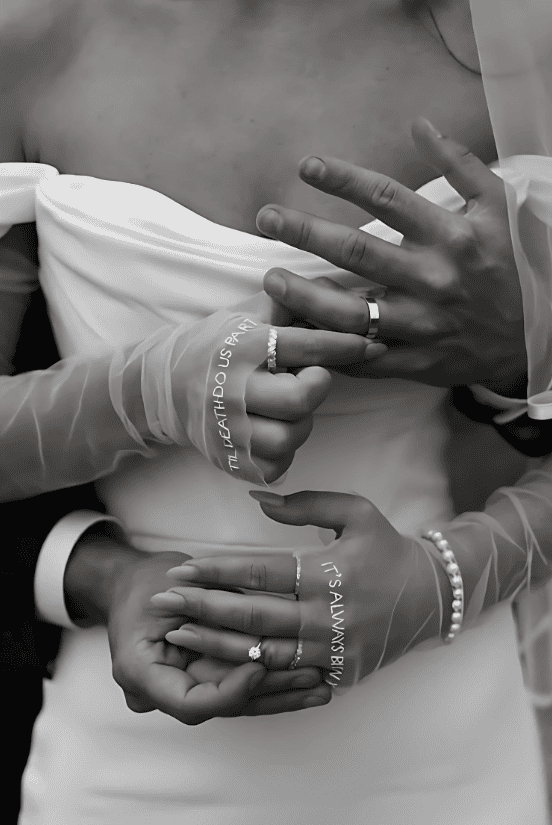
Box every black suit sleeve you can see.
[1,484,105,673]
[451,385,552,459]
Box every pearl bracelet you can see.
[422,529,465,643]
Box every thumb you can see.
[248,490,378,535]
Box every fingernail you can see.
[166,565,198,580]
[292,674,317,689]
[257,208,283,237]
[302,695,328,708]
[420,118,442,138]
[364,342,387,359]
[150,591,186,607]
[300,156,326,182]
[249,491,285,507]
[264,270,287,299]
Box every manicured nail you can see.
[420,118,442,138]
[364,342,387,359]
[257,208,283,237]
[264,270,287,299]
[166,565,198,580]
[292,674,317,689]
[302,695,328,708]
[174,624,198,639]
[249,491,285,507]
[300,156,326,182]
[150,591,186,607]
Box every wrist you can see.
[64,525,145,627]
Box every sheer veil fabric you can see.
[469,0,552,704]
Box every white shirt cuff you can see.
[35,510,121,629]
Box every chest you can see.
[23,0,494,234]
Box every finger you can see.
[146,661,266,725]
[246,366,332,420]
[411,117,507,207]
[275,324,371,366]
[252,667,324,694]
[256,206,458,297]
[165,623,314,669]
[248,489,379,535]
[249,414,313,460]
[242,683,331,715]
[165,553,298,593]
[155,587,301,637]
[296,155,457,244]
[264,270,455,341]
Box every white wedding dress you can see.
[10,166,547,824]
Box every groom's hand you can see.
[64,529,330,724]
[257,118,526,391]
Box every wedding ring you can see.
[363,296,380,339]
[248,640,263,662]
[288,640,303,670]
[294,556,301,599]
[267,327,278,374]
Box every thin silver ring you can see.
[288,640,303,670]
[248,640,263,662]
[267,327,278,374]
[363,296,380,339]
[294,557,301,599]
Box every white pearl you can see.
[446,563,459,575]
[450,623,461,632]
[437,539,449,551]
[442,549,454,562]
[453,588,463,597]
[451,575,462,587]
[452,612,462,623]
[445,633,456,642]
[433,532,443,541]
[452,600,462,610]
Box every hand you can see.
[65,532,331,724]
[242,318,384,482]
[154,491,450,688]
[256,118,526,390]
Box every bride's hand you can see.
[153,492,450,687]
[256,118,526,391]
[104,547,330,724]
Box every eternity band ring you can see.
[363,296,380,339]
[288,640,304,670]
[267,327,278,374]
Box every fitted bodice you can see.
[18,167,462,547]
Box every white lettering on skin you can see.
[212,319,258,472]
[320,561,345,686]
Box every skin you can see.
[0,0,500,720]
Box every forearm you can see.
[440,458,552,621]
[0,333,175,502]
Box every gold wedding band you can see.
[363,296,380,339]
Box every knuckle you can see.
[249,562,268,591]
[367,176,399,210]
[446,224,476,255]
[296,219,313,250]
[244,602,265,636]
[340,230,369,269]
